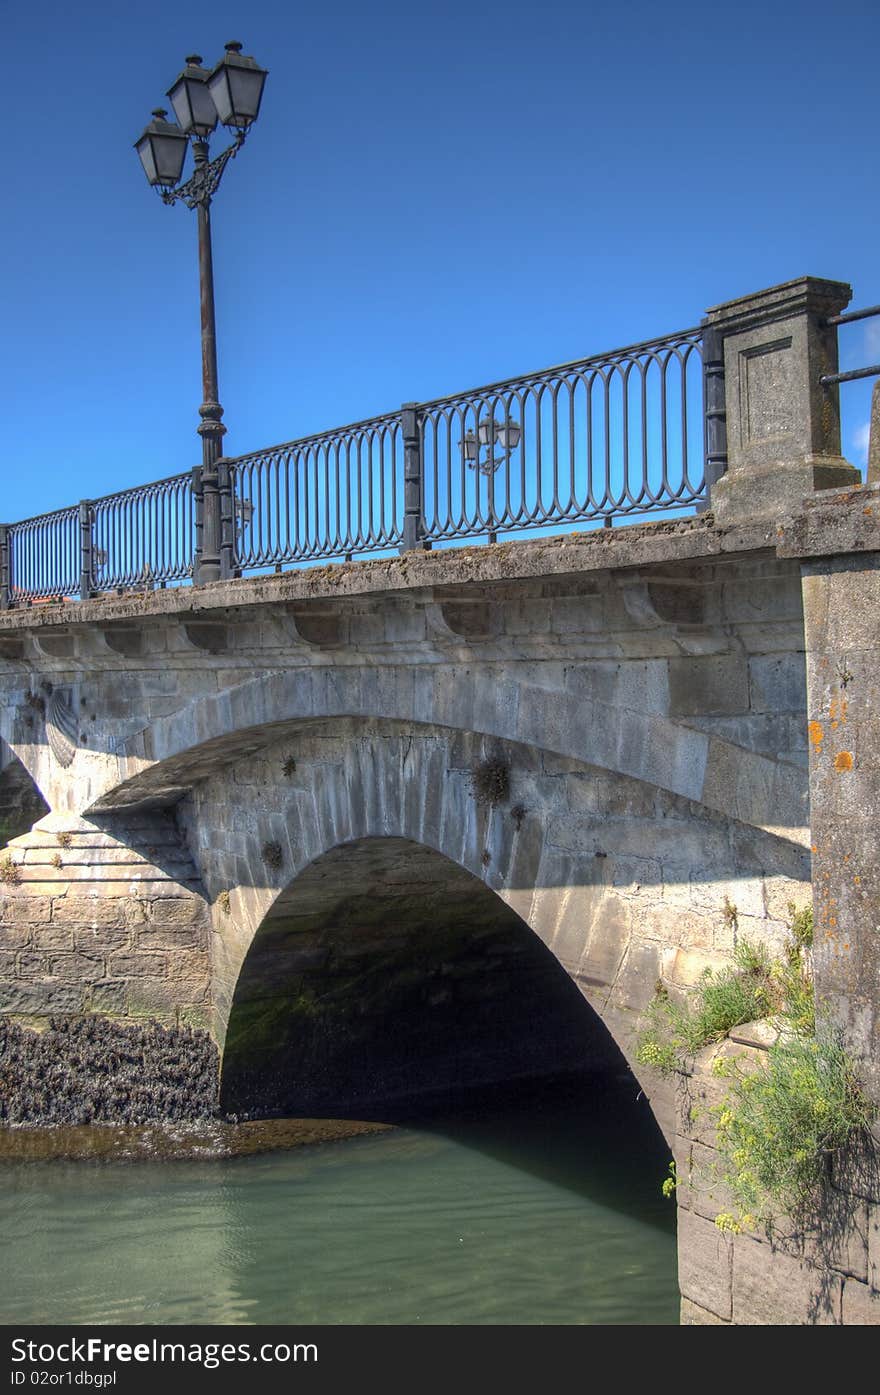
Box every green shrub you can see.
[713,1032,873,1225]
[636,901,872,1227]
[635,951,776,1069]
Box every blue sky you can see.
[3,0,879,525]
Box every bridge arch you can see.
[93,661,808,843]
[219,835,629,1120]
[169,715,810,1144]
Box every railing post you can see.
[400,402,426,552]
[192,466,204,583]
[78,500,94,601]
[0,525,9,610]
[699,320,727,512]
[194,461,222,584]
[218,459,235,581]
[704,277,861,524]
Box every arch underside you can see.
[165,716,811,1141]
[220,836,628,1119]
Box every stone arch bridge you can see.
[1,279,879,1325]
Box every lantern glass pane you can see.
[136,135,158,185]
[153,132,187,185]
[168,79,193,133]
[190,82,219,132]
[227,66,265,122]
[207,69,234,125]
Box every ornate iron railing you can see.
[89,474,194,592]
[0,323,708,607]
[229,412,404,571]
[5,507,80,604]
[419,328,704,544]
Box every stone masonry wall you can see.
[0,809,212,1031]
[675,1034,880,1324]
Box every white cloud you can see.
[852,421,871,462]
[864,320,880,359]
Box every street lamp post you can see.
[134,43,268,583]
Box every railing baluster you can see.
[0,525,9,610]
[79,500,94,601]
[400,402,425,553]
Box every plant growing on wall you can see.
[636,905,875,1229]
[469,757,510,806]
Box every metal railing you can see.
[419,328,704,545]
[1,322,708,607]
[89,473,194,593]
[229,412,404,571]
[4,506,80,604]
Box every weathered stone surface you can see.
[149,897,207,926]
[0,895,51,924]
[732,1234,842,1324]
[680,1297,730,1325]
[669,655,749,717]
[841,1279,880,1325]
[677,1209,733,1321]
[52,899,127,927]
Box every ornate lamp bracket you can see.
[160,132,245,209]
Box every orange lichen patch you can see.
[829,696,848,730]
[854,875,861,885]
[808,721,825,750]
[834,751,854,772]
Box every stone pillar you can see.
[707,277,861,525]
[779,488,880,1100]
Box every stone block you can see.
[679,1297,730,1324]
[53,899,127,927]
[0,925,32,950]
[15,952,47,978]
[680,1137,739,1223]
[565,658,671,717]
[29,924,80,953]
[72,927,131,953]
[669,655,749,717]
[841,1279,880,1325]
[869,1204,880,1291]
[85,980,130,1014]
[135,926,204,952]
[607,939,661,1013]
[108,952,168,978]
[748,654,806,715]
[677,1208,733,1321]
[801,1192,869,1282]
[702,738,807,834]
[149,897,208,926]
[732,1233,842,1324]
[0,980,84,1014]
[575,898,630,988]
[0,895,51,924]
[46,951,106,982]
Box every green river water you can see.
[0,1075,678,1325]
